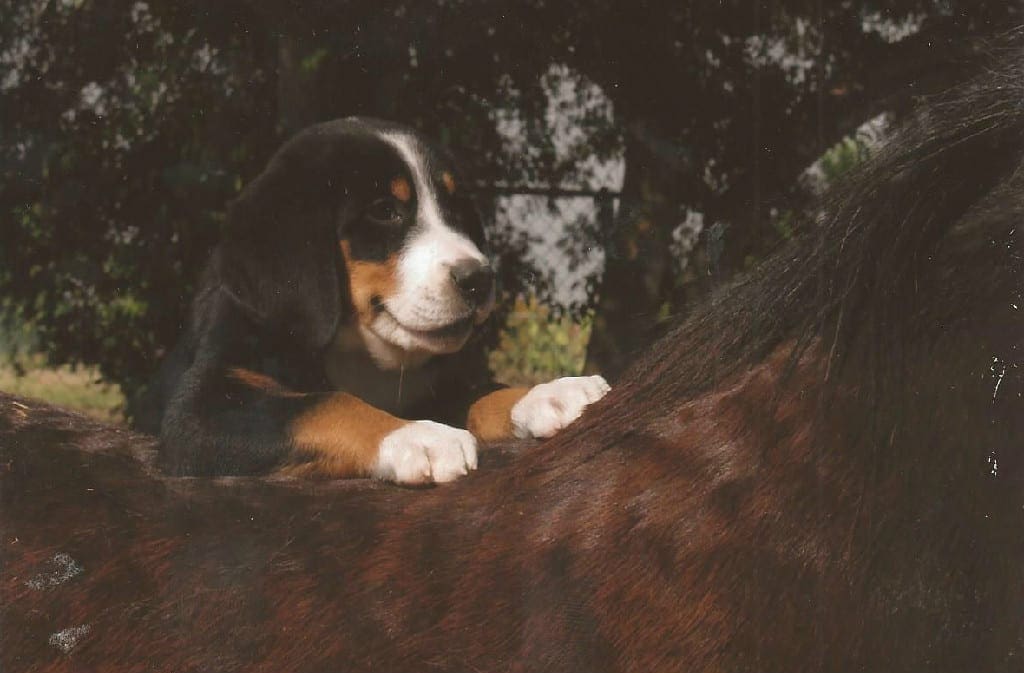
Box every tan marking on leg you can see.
[390,177,412,202]
[228,369,397,478]
[466,387,529,443]
[441,171,456,195]
[282,393,405,478]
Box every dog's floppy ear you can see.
[217,122,359,350]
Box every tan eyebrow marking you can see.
[390,177,412,202]
[441,171,456,195]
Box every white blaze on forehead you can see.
[380,131,487,265]
[366,129,490,341]
[382,132,445,232]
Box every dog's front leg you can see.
[284,392,478,484]
[466,375,610,442]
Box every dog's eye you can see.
[366,199,401,223]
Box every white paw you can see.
[374,420,478,485]
[511,375,610,439]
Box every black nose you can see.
[449,259,494,304]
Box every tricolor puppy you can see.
[137,118,609,484]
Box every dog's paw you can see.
[511,375,610,439]
[374,420,478,485]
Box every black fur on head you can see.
[217,120,359,350]
[214,117,491,356]
[215,118,411,350]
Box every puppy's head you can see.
[223,118,494,368]
[335,121,495,368]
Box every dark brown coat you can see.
[3,36,1024,673]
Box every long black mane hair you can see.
[594,31,1023,441]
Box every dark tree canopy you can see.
[1,0,1019,393]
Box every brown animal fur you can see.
[3,38,1024,673]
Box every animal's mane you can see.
[498,34,1024,491]
[607,33,1024,415]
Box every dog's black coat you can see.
[134,118,499,476]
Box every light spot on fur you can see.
[49,624,91,653]
[25,552,83,590]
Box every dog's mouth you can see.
[401,315,474,341]
[372,308,475,352]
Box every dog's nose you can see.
[449,259,494,304]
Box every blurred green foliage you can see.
[490,296,592,387]
[1,0,1017,397]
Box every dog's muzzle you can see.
[449,259,495,310]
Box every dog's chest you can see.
[323,340,440,417]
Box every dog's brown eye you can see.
[367,199,401,223]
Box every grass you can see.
[0,355,125,422]
[0,297,588,422]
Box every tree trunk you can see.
[584,137,678,379]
